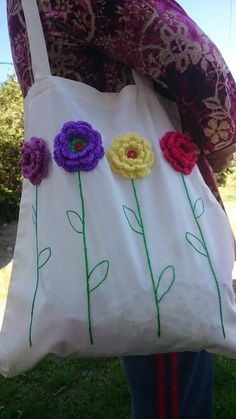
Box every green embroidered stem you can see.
[67,174,109,345]
[29,187,52,347]
[77,172,93,345]
[131,180,161,336]
[29,186,39,347]
[181,174,225,338]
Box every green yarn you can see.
[123,179,175,337]
[181,173,225,338]
[29,186,52,347]
[66,172,109,345]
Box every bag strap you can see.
[131,70,153,90]
[21,1,150,89]
[22,0,51,82]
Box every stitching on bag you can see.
[66,172,109,345]
[54,120,109,345]
[126,179,176,337]
[107,133,176,338]
[181,173,225,338]
[29,186,52,347]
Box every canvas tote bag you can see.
[0,0,235,377]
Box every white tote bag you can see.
[0,0,235,377]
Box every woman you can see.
[7,1,236,418]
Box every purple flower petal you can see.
[54,121,104,172]
[20,137,51,185]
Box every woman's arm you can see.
[206,144,236,173]
[8,0,236,156]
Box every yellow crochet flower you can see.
[106,133,155,179]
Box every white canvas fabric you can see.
[0,0,235,377]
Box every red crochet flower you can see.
[160,131,197,175]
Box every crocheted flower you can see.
[54,121,104,172]
[20,137,51,186]
[106,133,155,179]
[160,131,197,175]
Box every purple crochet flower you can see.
[20,137,51,186]
[53,121,105,172]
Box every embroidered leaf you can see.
[66,210,83,234]
[185,233,207,257]
[156,265,175,303]
[123,205,142,235]
[203,97,221,110]
[89,260,109,293]
[32,206,36,225]
[194,198,205,218]
[38,247,51,269]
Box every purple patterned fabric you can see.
[21,137,51,185]
[54,121,104,172]
[7,0,236,202]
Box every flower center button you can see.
[70,137,88,153]
[127,150,138,159]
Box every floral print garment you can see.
[7,0,236,201]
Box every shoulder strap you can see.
[131,70,153,90]
[22,0,51,81]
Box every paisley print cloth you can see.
[7,0,236,202]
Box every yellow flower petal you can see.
[107,132,155,179]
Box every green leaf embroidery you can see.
[156,265,175,303]
[38,247,52,269]
[66,210,83,234]
[123,205,142,235]
[89,260,109,293]
[182,174,225,338]
[194,198,205,219]
[32,205,36,225]
[185,232,207,257]
[30,187,52,347]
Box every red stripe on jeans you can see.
[171,353,179,419]
[156,354,166,419]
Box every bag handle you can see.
[21,1,151,90]
[131,70,153,90]
[22,0,51,82]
